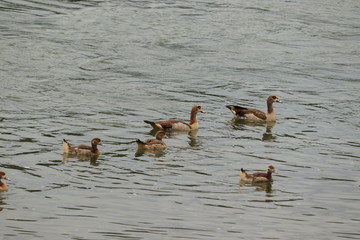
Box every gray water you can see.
[0,0,359,239]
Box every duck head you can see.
[0,171,9,180]
[268,165,276,173]
[268,95,282,104]
[155,131,168,140]
[91,138,103,146]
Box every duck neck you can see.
[91,144,98,153]
[267,171,273,180]
[190,109,198,125]
[0,180,7,191]
[267,101,274,114]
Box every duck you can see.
[144,105,205,131]
[240,165,276,183]
[0,171,9,192]
[63,138,103,156]
[226,95,282,122]
[136,131,168,151]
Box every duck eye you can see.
[272,96,277,99]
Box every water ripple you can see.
[0,0,359,239]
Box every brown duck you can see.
[63,138,103,156]
[226,95,282,122]
[240,165,276,183]
[144,105,205,131]
[136,131,168,151]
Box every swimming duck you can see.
[144,105,205,131]
[226,95,282,122]
[136,131,168,151]
[63,138,103,156]
[240,165,276,183]
[0,171,9,192]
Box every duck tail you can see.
[239,168,248,181]
[144,120,156,127]
[63,139,71,152]
[136,139,147,150]
[136,139,145,145]
[226,105,238,115]
[226,105,247,110]
[226,105,235,110]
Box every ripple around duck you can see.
[307,177,357,182]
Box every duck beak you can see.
[277,99,283,103]
[4,175,10,180]
[99,141,104,146]
[200,110,206,113]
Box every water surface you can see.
[0,0,359,239]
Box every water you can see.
[0,0,359,239]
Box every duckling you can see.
[136,131,168,151]
[63,138,103,156]
[144,105,205,131]
[0,171,10,192]
[240,165,276,183]
[226,95,282,122]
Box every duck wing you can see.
[73,144,92,150]
[144,139,165,145]
[160,120,190,129]
[226,105,266,120]
[144,120,178,129]
[69,144,94,155]
[252,172,268,178]
[252,172,272,182]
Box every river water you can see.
[0,0,359,239]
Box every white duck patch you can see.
[155,123,164,129]
[171,122,191,131]
[244,113,264,121]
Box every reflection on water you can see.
[262,122,276,142]
[187,129,199,147]
[0,195,7,212]
[230,118,277,141]
[135,148,167,158]
[62,153,100,166]
[148,128,200,147]
[240,180,273,193]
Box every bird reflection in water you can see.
[148,129,200,148]
[239,180,273,193]
[230,119,277,142]
[187,129,199,147]
[135,148,167,158]
[262,121,276,142]
[62,152,100,166]
[0,195,7,212]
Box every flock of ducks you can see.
[0,95,281,192]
